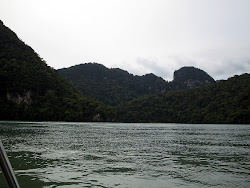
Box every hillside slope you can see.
[116,74,250,124]
[0,20,114,121]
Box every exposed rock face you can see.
[92,113,103,121]
[6,90,33,109]
[173,67,215,89]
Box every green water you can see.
[0,121,249,188]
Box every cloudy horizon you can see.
[1,0,250,81]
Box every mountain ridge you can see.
[58,63,215,105]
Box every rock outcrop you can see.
[173,67,215,89]
[6,90,33,109]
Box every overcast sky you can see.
[1,0,250,81]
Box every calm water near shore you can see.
[0,121,249,188]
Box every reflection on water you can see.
[0,122,250,187]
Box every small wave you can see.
[94,167,136,173]
[84,154,103,160]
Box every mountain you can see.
[0,20,114,121]
[58,64,214,106]
[116,73,250,124]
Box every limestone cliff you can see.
[6,90,34,109]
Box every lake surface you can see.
[0,122,249,188]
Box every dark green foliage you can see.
[116,74,250,124]
[0,20,115,121]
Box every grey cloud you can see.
[136,57,172,81]
[211,58,250,80]
[134,54,250,82]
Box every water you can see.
[0,122,249,188]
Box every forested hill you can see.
[58,63,215,106]
[116,73,250,124]
[0,20,114,121]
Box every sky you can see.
[1,0,250,81]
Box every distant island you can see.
[0,20,249,124]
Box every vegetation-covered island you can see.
[0,20,249,123]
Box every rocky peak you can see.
[173,66,215,89]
